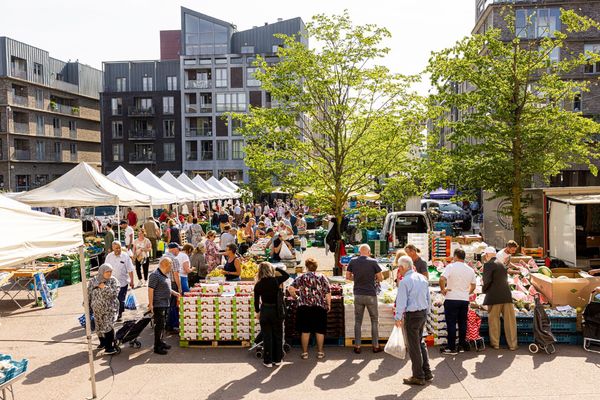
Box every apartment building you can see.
[0,37,102,191]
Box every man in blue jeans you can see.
[148,257,180,355]
[163,244,182,333]
[439,248,476,355]
[104,241,135,321]
[346,244,384,354]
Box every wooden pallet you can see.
[345,337,389,347]
[179,339,251,348]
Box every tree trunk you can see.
[512,136,524,244]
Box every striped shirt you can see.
[148,268,171,308]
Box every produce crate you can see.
[482,332,581,345]
[0,356,29,384]
[480,316,577,334]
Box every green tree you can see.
[232,12,423,272]
[426,8,600,243]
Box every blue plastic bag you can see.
[78,314,95,331]
[125,292,138,310]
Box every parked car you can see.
[437,202,472,231]
[380,211,433,250]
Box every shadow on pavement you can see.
[22,351,114,385]
[314,358,369,390]
[472,349,516,379]
[369,355,406,381]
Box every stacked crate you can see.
[58,257,90,285]
[344,303,395,346]
[284,296,345,345]
[427,290,448,346]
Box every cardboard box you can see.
[510,255,533,265]
[586,236,600,248]
[531,268,600,309]
[464,235,483,244]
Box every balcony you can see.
[11,68,27,80]
[129,153,156,163]
[13,150,31,160]
[185,104,198,114]
[70,153,77,162]
[10,94,29,107]
[54,128,62,137]
[199,104,212,113]
[14,122,29,134]
[69,129,77,139]
[129,130,156,140]
[128,106,155,116]
[185,127,213,137]
[185,80,211,89]
[49,103,80,116]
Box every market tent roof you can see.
[0,201,83,269]
[220,177,240,192]
[12,162,151,207]
[177,174,220,200]
[0,194,30,211]
[107,166,178,206]
[208,176,241,198]
[161,172,207,201]
[192,176,232,199]
[547,194,600,205]
[358,192,381,201]
[136,169,195,203]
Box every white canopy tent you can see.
[208,176,241,198]
[0,198,97,398]
[12,162,151,207]
[192,175,231,200]
[108,167,177,206]
[177,174,220,200]
[136,169,195,203]
[220,177,241,192]
[161,171,208,201]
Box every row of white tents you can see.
[10,162,241,208]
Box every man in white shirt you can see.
[121,220,134,251]
[169,244,191,293]
[496,240,520,274]
[219,225,236,251]
[104,241,135,320]
[439,248,476,355]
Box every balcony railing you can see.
[129,130,156,140]
[54,127,62,137]
[199,104,213,113]
[13,150,31,160]
[185,80,212,89]
[10,94,28,107]
[69,129,77,139]
[11,68,27,80]
[129,153,156,163]
[14,122,29,134]
[185,127,213,137]
[49,103,80,115]
[186,152,198,161]
[185,104,198,113]
[128,106,155,116]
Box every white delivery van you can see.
[380,211,433,251]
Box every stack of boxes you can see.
[58,257,90,285]
[427,290,448,346]
[180,282,259,343]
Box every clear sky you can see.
[1,0,474,92]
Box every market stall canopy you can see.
[192,176,232,199]
[107,167,178,206]
[427,188,456,200]
[208,177,241,198]
[177,174,220,200]
[0,193,30,211]
[0,201,82,268]
[220,177,240,192]
[12,162,151,207]
[358,192,381,201]
[547,194,600,205]
[161,171,207,201]
[136,169,195,203]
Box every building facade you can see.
[474,0,600,187]
[0,37,102,192]
[100,60,181,176]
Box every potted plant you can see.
[71,106,80,114]
[49,100,57,111]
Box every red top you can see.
[127,211,138,227]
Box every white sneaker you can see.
[263,362,273,368]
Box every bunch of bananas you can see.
[207,268,225,278]
[240,260,258,279]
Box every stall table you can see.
[0,263,62,308]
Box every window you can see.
[36,140,45,160]
[137,98,153,111]
[230,67,243,88]
[186,141,198,161]
[232,119,243,136]
[142,76,153,91]
[167,76,177,90]
[56,73,64,81]
[200,140,213,160]
[215,58,227,64]
[37,116,45,135]
[111,98,122,115]
[163,142,176,161]
[247,68,261,87]
[163,96,175,114]
[163,120,175,138]
[112,121,123,138]
[69,121,76,132]
[15,175,30,192]
[33,63,43,76]
[584,44,600,74]
[232,140,244,159]
[241,46,254,54]
[52,117,61,129]
[34,174,49,187]
[272,45,281,53]
[215,68,227,88]
[133,143,154,161]
[574,93,582,112]
[35,89,44,109]
[230,57,242,64]
[216,93,246,112]
[54,142,61,161]
[516,8,560,39]
[217,140,228,160]
[70,143,77,161]
[116,77,127,92]
[113,144,124,161]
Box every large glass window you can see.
[111,98,122,115]
[247,67,261,87]
[584,44,600,74]
[163,96,175,114]
[186,141,198,161]
[200,141,213,160]
[113,143,124,161]
[163,120,175,138]
[516,8,560,39]
[116,77,127,92]
[112,121,123,138]
[184,13,229,55]
[163,142,175,161]
[232,140,244,159]
[36,140,45,160]
[167,76,177,90]
[215,68,227,88]
[142,76,153,91]
[216,93,246,112]
[217,140,228,160]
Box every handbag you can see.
[78,313,96,331]
[279,241,294,260]
[384,326,406,359]
[125,291,138,310]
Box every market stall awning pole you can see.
[79,245,97,399]
[117,204,121,242]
